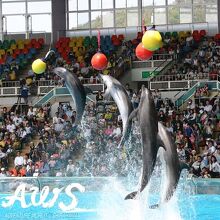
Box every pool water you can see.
[0,191,219,220]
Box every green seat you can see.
[172,31,178,38]
[9,39,16,46]
[165,32,171,38]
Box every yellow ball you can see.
[32,58,46,74]
[142,30,162,51]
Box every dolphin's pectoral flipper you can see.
[157,133,166,150]
[103,88,111,100]
[128,108,139,121]
[124,191,138,200]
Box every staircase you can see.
[175,80,220,108]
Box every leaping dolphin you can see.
[53,67,86,126]
[99,74,133,146]
[150,122,181,208]
[125,85,182,207]
[125,85,159,200]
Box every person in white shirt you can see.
[13,114,22,126]
[66,160,75,176]
[6,121,16,133]
[204,100,212,113]
[209,155,220,177]
[14,151,24,167]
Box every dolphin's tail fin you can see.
[124,191,138,200]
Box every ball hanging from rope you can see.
[32,58,46,74]
[91,52,108,71]
[135,43,153,61]
[142,30,162,51]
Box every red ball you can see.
[91,52,108,71]
[135,43,153,61]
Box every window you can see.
[78,12,89,29]
[31,14,51,32]
[127,9,138,26]
[91,0,101,10]
[154,8,166,24]
[180,7,192,23]
[115,9,126,27]
[5,15,25,32]
[2,2,25,14]
[28,1,51,13]
[193,5,206,22]
[168,6,180,24]
[142,0,153,6]
[102,11,114,27]
[206,4,217,23]
[68,0,77,11]
[127,0,138,7]
[154,0,166,6]
[142,7,154,25]
[69,13,77,29]
[115,0,126,8]
[78,0,88,10]
[102,0,113,9]
[91,11,102,28]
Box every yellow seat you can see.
[0,49,5,56]
[24,39,31,45]
[7,49,13,54]
[69,41,75,48]
[10,44,17,50]
[73,47,78,53]
[16,39,24,45]
[18,43,24,50]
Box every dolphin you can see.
[149,122,181,208]
[124,86,182,207]
[53,67,86,126]
[99,74,133,146]
[125,85,160,200]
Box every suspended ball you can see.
[91,52,108,71]
[142,30,162,51]
[135,43,153,61]
[32,58,46,74]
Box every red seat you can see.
[111,35,117,41]
[192,30,199,36]
[193,34,201,42]
[31,38,37,45]
[14,48,20,55]
[22,48,29,54]
[12,53,17,59]
[38,38,45,45]
[34,42,41,49]
[58,47,64,53]
[200,30,206,37]
[118,34,125,41]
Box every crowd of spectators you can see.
[153,36,220,82]
[0,79,219,179]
